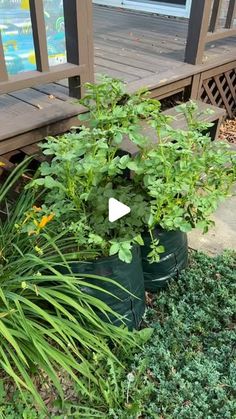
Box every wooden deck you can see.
[0,5,235,156]
[94,5,236,83]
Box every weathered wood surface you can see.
[0,5,235,155]
[94,5,236,80]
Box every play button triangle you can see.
[109,198,131,223]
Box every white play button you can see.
[109,198,131,222]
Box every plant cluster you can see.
[132,250,236,418]
[1,251,234,418]
[24,77,235,263]
[0,162,137,412]
[0,77,235,417]
[71,251,236,418]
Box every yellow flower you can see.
[38,213,55,229]
[33,206,42,212]
[34,245,43,255]
[0,162,5,167]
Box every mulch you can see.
[219,117,236,144]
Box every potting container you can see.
[61,246,145,330]
[141,227,188,292]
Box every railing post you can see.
[225,0,236,28]
[0,31,8,82]
[185,0,213,65]
[63,0,94,98]
[29,0,49,72]
[209,0,223,32]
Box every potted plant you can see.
[24,77,236,312]
[78,78,236,291]
[23,125,149,330]
[22,77,172,328]
[125,101,236,291]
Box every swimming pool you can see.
[0,0,66,75]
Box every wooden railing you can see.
[185,0,236,64]
[0,0,94,97]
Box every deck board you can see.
[0,4,235,155]
[8,89,64,109]
[33,83,72,101]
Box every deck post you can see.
[185,0,212,65]
[63,0,94,98]
[209,0,223,32]
[190,73,202,100]
[0,31,8,82]
[29,0,49,72]
[225,0,236,28]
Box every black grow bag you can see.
[141,227,188,292]
[61,246,145,330]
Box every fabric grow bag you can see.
[62,246,145,330]
[141,228,188,292]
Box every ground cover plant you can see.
[67,250,235,418]
[1,251,234,418]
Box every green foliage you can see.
[64,251,234,418]
[25,78,236,263]
[129,251,236,418]
[0,385,44,419]
[6,251,233,418]
[0,164,137,411]
[130,100,236,235]
[25,78,164,263]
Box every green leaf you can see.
[180,222,193,233]
[135,328,154,344]
[118,243,132,263]
[78,112,90,121]
[113,132,123,144]
[109,242,120,256]
[133,235,144,246]
[119,154,130,168]
[127,161,140,171]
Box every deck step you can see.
[121,100,226,155]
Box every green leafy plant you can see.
[25,78,166,263]
[0,163,137,411]
[25,79,235,265]
[0,383,44,419]
[126,101,236,260]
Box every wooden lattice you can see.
[200,68,236,117]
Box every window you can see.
[93,0,192,18]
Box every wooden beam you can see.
[0,63,85,95]
[29,0,49,72]
[206,27,236,42]
[185,0,213,65]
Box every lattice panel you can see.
[200,68,236,117]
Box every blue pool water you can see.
[0,2,66,75]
